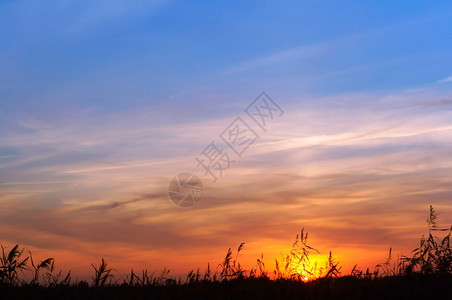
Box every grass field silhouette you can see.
[1,206,452,299]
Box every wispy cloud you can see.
[221,33,361,76]
[438,75,452,83]
[222,42,329,75]
[1,83,452,276]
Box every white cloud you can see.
[221,33,362,75]
[437,75,452,83]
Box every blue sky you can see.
[1,0,452,278]
[1,0,452,115]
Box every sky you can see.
[1,0,452,279]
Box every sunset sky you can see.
[1,1,452,279]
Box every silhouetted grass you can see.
[1,205,452,299]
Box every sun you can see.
[285,255,329,281]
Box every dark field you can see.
[2,275,452,300]
[2,206,452,299]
